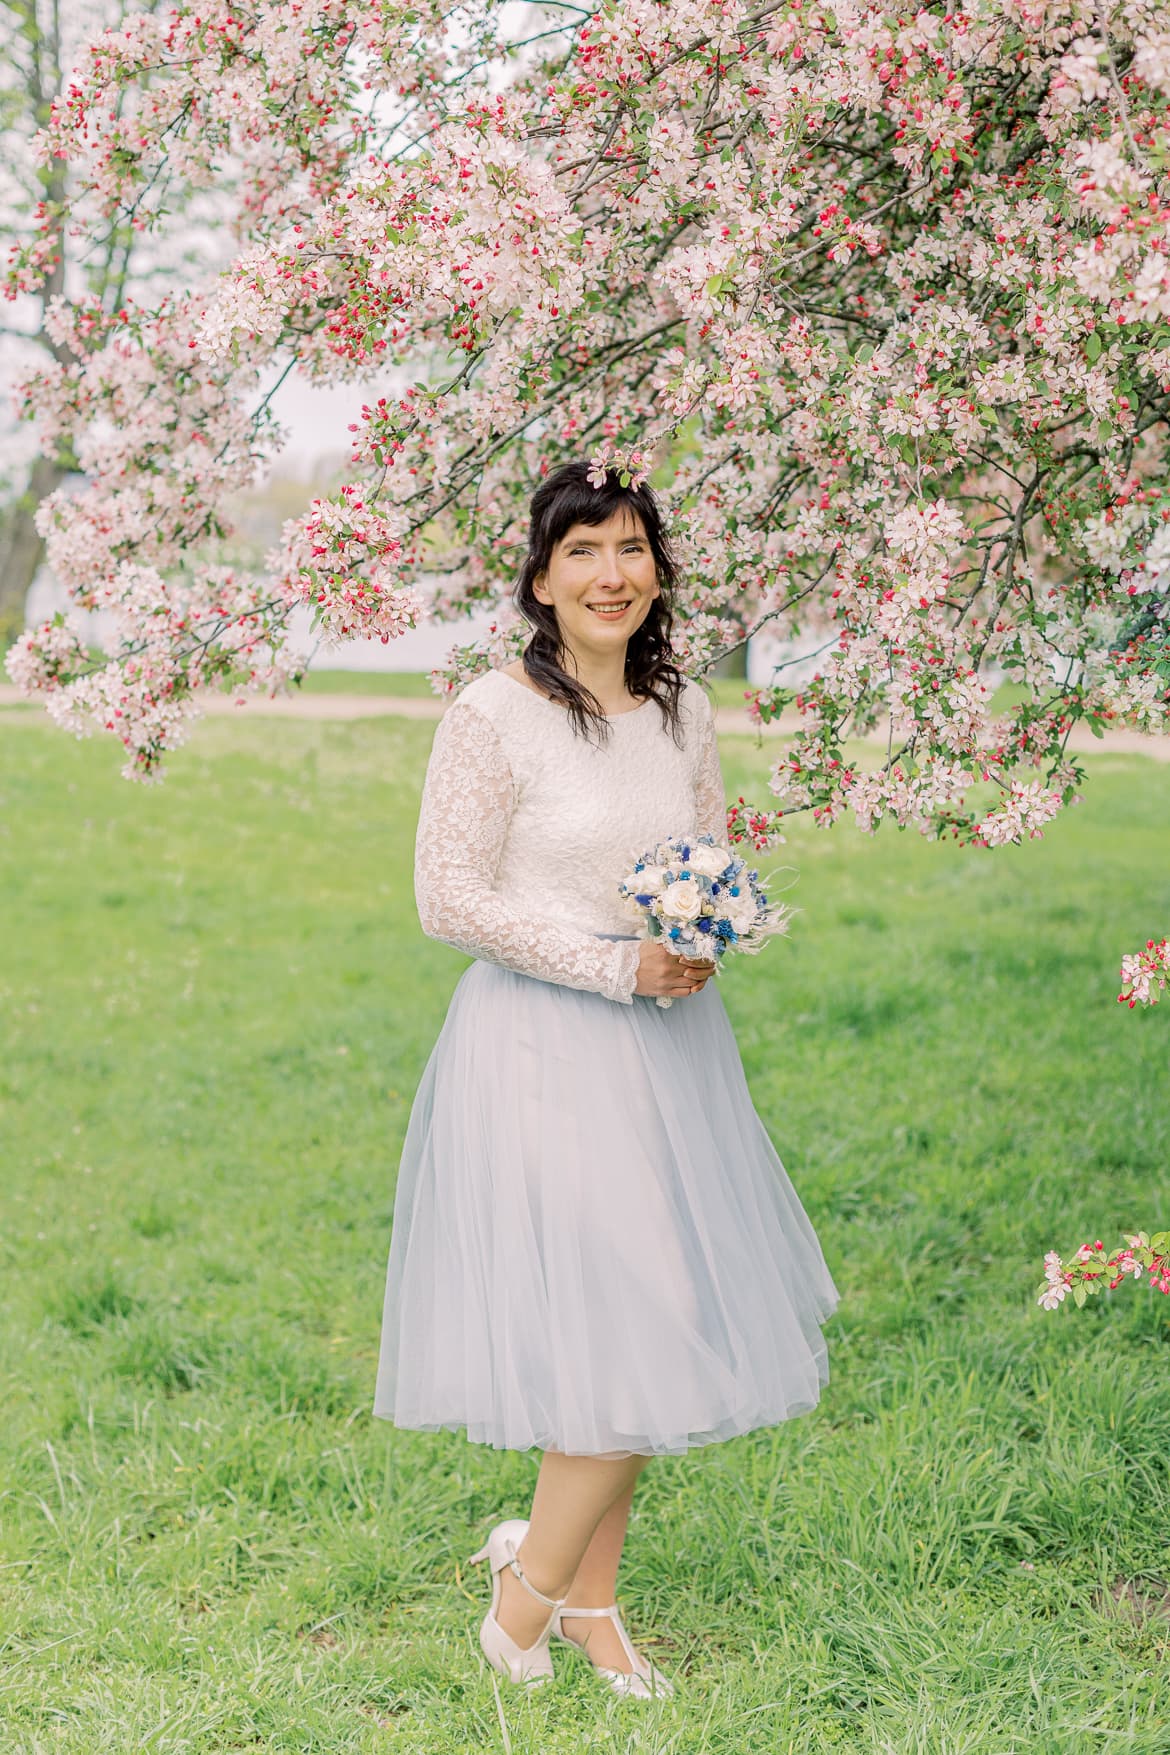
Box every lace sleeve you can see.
[693,686,730,843]
[413,700,642,1004]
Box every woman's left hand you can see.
[678,954,716,994]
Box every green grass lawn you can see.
[1,708,1168,1754]
[294,669,759,711]
[295,669,441,697]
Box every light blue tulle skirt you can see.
[373,938,839,1457]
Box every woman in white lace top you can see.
[374,462,838,1699]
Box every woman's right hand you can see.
[633,940,715,999]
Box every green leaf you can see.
[1073,1285,1088,1307]
[1085,330,1102,363]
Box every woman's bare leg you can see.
[491,1451,647,1654]
[558,1466,650,1670]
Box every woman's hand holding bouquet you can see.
[632,940,718,1003]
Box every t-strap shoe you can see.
[468,1518,567,1688]
[550,1602,676,1698]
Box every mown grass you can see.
[294,669,440,696]
[1,708,1168,1754]
[292,669,758,710]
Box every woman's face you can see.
[532,507,660,662]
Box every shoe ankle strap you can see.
[505,1541,566,1610]
[559,1602,642,1671]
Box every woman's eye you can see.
[569,545,643,555]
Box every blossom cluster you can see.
[1038,1233,1170,1310]
[270,487,425,645]
[4,0,1170,839]
[1118,938,1170,1008]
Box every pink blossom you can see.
[1038,1233,1169,1311]
[1118,939,1170,1008]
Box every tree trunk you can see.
[0,453,64,638]
[2,0,68,644]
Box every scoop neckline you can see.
[494,669,654,720]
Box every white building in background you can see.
[299,604,505,672]
[744,627,825,690]
[24,562,506,677]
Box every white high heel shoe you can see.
[551,1602,676,1699]
[468,1518,568,1688]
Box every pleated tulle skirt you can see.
[373,943,839,1458]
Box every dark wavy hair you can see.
[513,460,687,746]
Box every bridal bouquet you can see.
[618,831,792,1008]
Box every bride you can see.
[374,458,838,1698]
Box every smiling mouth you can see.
[586,601,632,619]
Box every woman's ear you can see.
[532,570,551,605]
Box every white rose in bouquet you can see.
[685,842,731,878]
[724,891,762,935]
[659,877,704,920]
[624,863,669,895]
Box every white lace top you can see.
[413,667,729,1004]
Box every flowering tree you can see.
[4,0,1170,886]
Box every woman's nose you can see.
[592,554,626,587]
